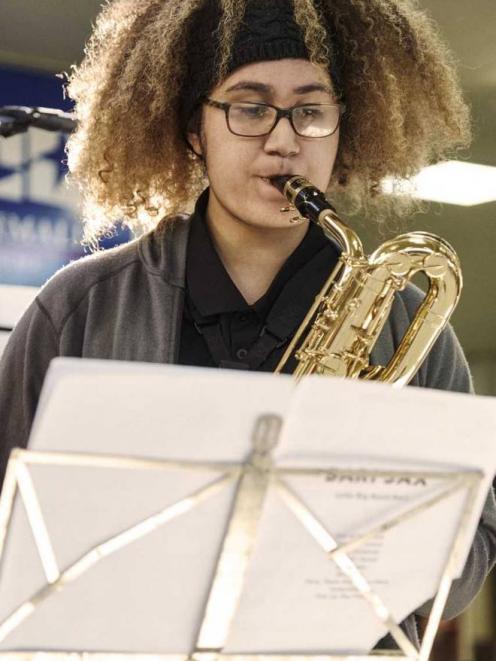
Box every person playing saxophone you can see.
[0,0,494,652]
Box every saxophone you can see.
[270,175,462,387]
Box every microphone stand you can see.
[0,106,76,138]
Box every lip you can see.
[257,174,300,191]
[257,172,299,180]
[256,176,287,199]
[259,176,274,185]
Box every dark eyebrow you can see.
[293,83,333,95]
[224,81,333,96]
[224,82,273,96]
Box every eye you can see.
[299,106,324,119]
[234,104,270,119]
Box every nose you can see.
[263,116,300,158]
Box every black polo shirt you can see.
[178,189,340,372]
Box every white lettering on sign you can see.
[0,211,82,246]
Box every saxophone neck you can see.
[318,208,365,260]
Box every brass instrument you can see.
[271,175,462,386]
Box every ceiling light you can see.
[382,161,496,206]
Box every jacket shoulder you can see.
[36,239,142,327]
[36,214,191,335]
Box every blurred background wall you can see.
[0,1,495,659]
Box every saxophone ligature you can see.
[271,175,462,387]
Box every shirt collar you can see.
[186,187,339,321]
[186,189,249,316]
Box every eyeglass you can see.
[204,98,345,138]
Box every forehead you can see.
[215,58,333,95]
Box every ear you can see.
[186,131,204,159]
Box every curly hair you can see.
[66,0,471,244]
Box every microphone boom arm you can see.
[0,106,76,138]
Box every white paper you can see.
[278,374,496,565]
[30,357,294,462]
[226,470,471,653]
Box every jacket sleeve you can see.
[417,320,473,394]
[415,323,496,619]
[0,299,59,488]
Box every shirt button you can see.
[237,313,249,322]
[236,348,248,360]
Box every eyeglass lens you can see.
[227,103,340,138]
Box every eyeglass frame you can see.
[203,98,346,138]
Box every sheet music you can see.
[225,466,472,652]
[278,374,495,571]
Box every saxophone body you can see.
[271,176,462,387]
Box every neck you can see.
[205,197,308,305]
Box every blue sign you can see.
[0,66,131,287]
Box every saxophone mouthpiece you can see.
[270,175,329,225]
[270,175,291,193]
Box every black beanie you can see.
[179,0,343,134]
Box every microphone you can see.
[0,106,77,138]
